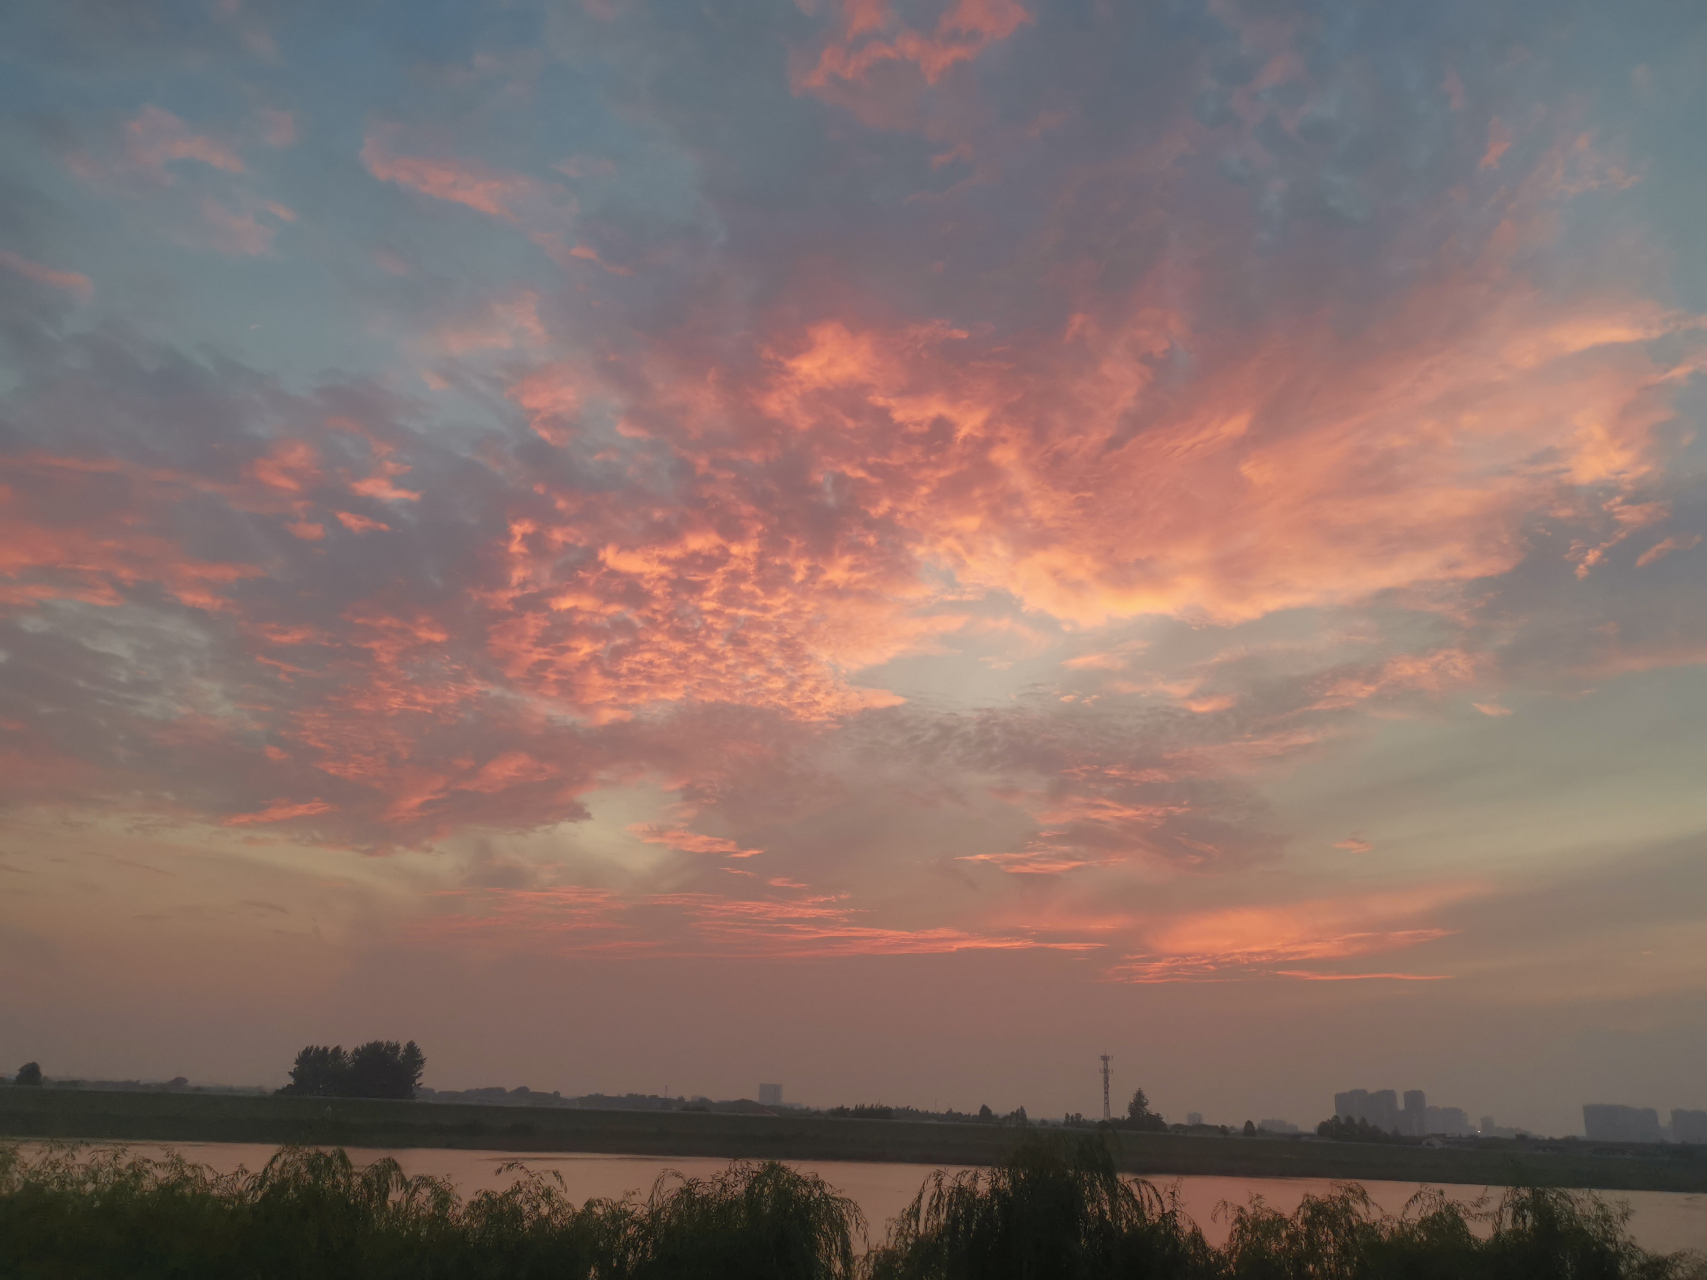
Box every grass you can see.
[2,1136,1702,1279]
[5,1088,1707,1194]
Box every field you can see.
[4,1088,1706,1194]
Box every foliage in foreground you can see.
[1,1135,1702,1279]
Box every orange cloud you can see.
[1636,534,1701,568]
[461,751,557,794]
[334,511,390,533]
[1109,885,1479,983]
[628,824,762,858]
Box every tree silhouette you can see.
[1123,1088,1166,1131]
[346,1040,425,1099]
[280,1045,349,1097]
[14,1062,42,1087]
[278,1040,424,1099]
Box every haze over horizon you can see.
[2,0,1705,1141]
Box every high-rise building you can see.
[1402,1090,1426,1136]
[1368,1089,1399,1132]
[1583,1104,1662,1143]
[1334,1089,1369,1121]
[1424,1105,1472,1137]
[758,1083,783,1107]
[1186,1111,1203,1126]
[1672,1109,1707,1145]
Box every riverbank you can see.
[4,1088,1705,1193]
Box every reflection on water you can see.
[28,1141,1707,1255]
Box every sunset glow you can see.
[2,0,1705,1136]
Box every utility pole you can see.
[1100,1054,1111,1121]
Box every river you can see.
[22,1141,1707,1254]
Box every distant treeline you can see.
[277,1041,424,1100]
[1317,1115,1408,1145]
[2,1135,1697,1279]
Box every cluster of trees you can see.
[1085,1092,1167,1133]
[1316,1115,1406,1144]
[277,1041,424,1100]
[12,1063,41,1087]
[827,1104,895,1120]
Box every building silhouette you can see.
[1672,1109,1707,1145]
[1334,1087,1471,1137]
[758,1083,783,1107]
[1583,1104,1662,1143]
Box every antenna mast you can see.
[1100,1054,1112,1121]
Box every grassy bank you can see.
[4,1088,1707,1194]
[2,1137,1701,1278]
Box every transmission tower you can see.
[1100,1054,1111,1120]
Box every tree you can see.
[278,1040,425,1100]
[347,1040,425,1099]
[1243,1119,1257,1136]
[280,1045,349,1097]
[977,1104,994,1122]
[14,1062,42,1087]
[1123,1088,1166,1132]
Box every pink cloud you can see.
[334,511,390,533]
[1108,885,1479,983]
[362,127,558,223]
[1636,534,1701,568]
[461,751,557,794]
[419,887,1101,959]
[0,250,93,301]
[259,108,297,147]
[629,824,763,858]
[224,798,333,826]
[123,105,245,179]
[799,0,1033,92]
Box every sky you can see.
[1,0,1705,1138]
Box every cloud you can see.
[1109,885,1479,983]
[362,126,566,224]
[121,104,244,179]
[224,798,333,826]
[259,108,296,148]
[798,0,1033,94]
[628,824,763,858]
[1636,534,1701,568]
[419,884,1099,959]
[0,251,93,301]
[3,0,1707,1023]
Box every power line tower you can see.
[1100,1054,1112,1121]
